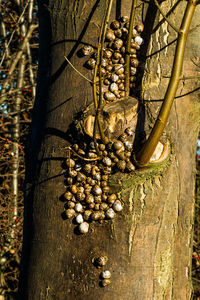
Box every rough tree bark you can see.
[19,0,200,299]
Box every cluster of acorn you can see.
[93,255,111,287]
[64,126,135,234]
[81,17,144,102]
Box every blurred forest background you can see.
[0,0,199,299]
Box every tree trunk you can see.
[19,0,200,299]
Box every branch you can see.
[0,24,38,105]
[125,0,137,96]
[153,0,179,33]
[134,0,198,167]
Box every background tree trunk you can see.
[19,0,200,299]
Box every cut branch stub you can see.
[83,96,138,140]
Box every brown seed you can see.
[111,20,121,30]
[83,164,92,174]
[106,29,115,41]
[76,192,86,201]
[85,195,95,204]
[94,196,102,204]
[66,177,73,185]
[67,201,76,209]
[86,58,96,69]
[136,23,144,32]
[66,158,75,168]
[91,211,100,221]
[113,39,123,49]
[89,203,95,209]
[115,29,122,38]
[131,58,139,68]
[81,45,94,56]
[102,186,110,193]
[65,208,75,219]
[107,194,117,205]
[100,203,109,210]
[64,191,73,201]
[68,169,77,178]
[71,185,77,194]
[102,193,108,201]
[117,160,126,171]
[94,203,100,211]
[104,49,113,59]
[83,210,92,221]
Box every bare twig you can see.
[134,0,198,167]
[153,0,179,33]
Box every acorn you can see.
[86,58,96,69]
[104,91,116,101]
[83,164,92,174]
[100,203,109,211]
[77,186,84,193]
[105,64,113,72]
[106,29,115,41]
[102,186,110,194]
[104,49,113,59]
[119,57,125,64]
[92,185,102,196]
[83,210,92,221]
[65,208,76,219]
[126,161,136,172]
[67,201,76,209]
[70,185,77,194]
[111,20,121,30]
[124,140,133,151]
[107,194,117,205]
[66,177,73,185]
[105,208,115,219]
[64,191,73,201]
[130,67,137,75]
[136,23,144,32]
[76,214,84,224]
[100,270,111,279]
[77,172,86,182]
[68,169,77,178]
[115,29,122,38]
[94,196,102,204]
[130,58,139,68]
[85,194,95,204]
[81,45,94,56]
[135,36,144,45]
[76,192,86,201]
[114,64,124,75]
[95,256,108,267]
[125,126,135,136]
[99,144,106,151]
[91,211,101,221]
[101,180,108,187]
[94,203,100,211]
[113,39,123,49]
[102,193,108,201]
[66,158,75,168]
[113,200,123,212]
[104,78,111,85]
[110,74,119,82]
[118,83,125,91]
[93,173,101,181]
[120,46,126,54]
[131,41,140,50]
[113,51,122,60]
[121,16,129,23]
[101,279,111,287]
[117,160,126,171]
[79,222,89,234]
[73,143,79,151]
[110,82,118,92]
[113,140,124,151]
[75,203,83,213]
[120,91,126,98]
